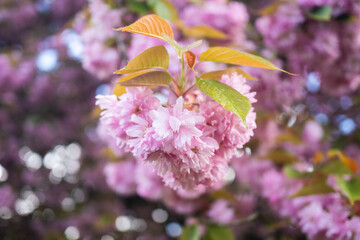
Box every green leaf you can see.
[199,47,296,75]
[327,149,358,174]
[261,148,298,165]
[291,176,334,198]
[256,0,289,16]
[114,46,169,74]
[127,0,151,15]
[337,176,360,204]
[196,77,251,125]
[275,131,302,144]
[320,160,354,176]
[180,225,199,240]
[210,190,237,201]
[118,70,171,87]
[204,225,235,240]
[284,166,311,178]
[104,37,117,48]
[308,6,332,21]
[105,0,116,8]
[147,0,178,21]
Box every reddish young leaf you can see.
[313,151,324,165]
[185,51,196,70]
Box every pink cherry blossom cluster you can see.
[0,52,36,92]
[232,154,360,240]
[256,0,360,96]
[103,157,204,214]
[102,148,257,217]
[75,0,123,80]
[261,170,360,240]
[97,73,256,191]
[231,118,360,240]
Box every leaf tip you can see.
[283,70,299,76]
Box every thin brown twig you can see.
[182,84,196,97]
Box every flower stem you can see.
[180,53,185,94]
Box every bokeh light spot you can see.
[339,118,356,135]
[306,72,321,93]
[152,208,168,223]
[36,49,58,72]
[65,226,80,240]
[166,222,182,237]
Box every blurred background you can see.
[1,0,360,239]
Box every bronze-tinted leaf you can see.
[328,149,358,174]
[114,14,174,40]
[119,70,171,87]
[261,148,298,165]
[114,46,169,74]
[182,25,227,40]
[200,47,296,75]
[180,225,199,240]
[291,176,334,198]
[200,67,257,80]
[113,84,127,97]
